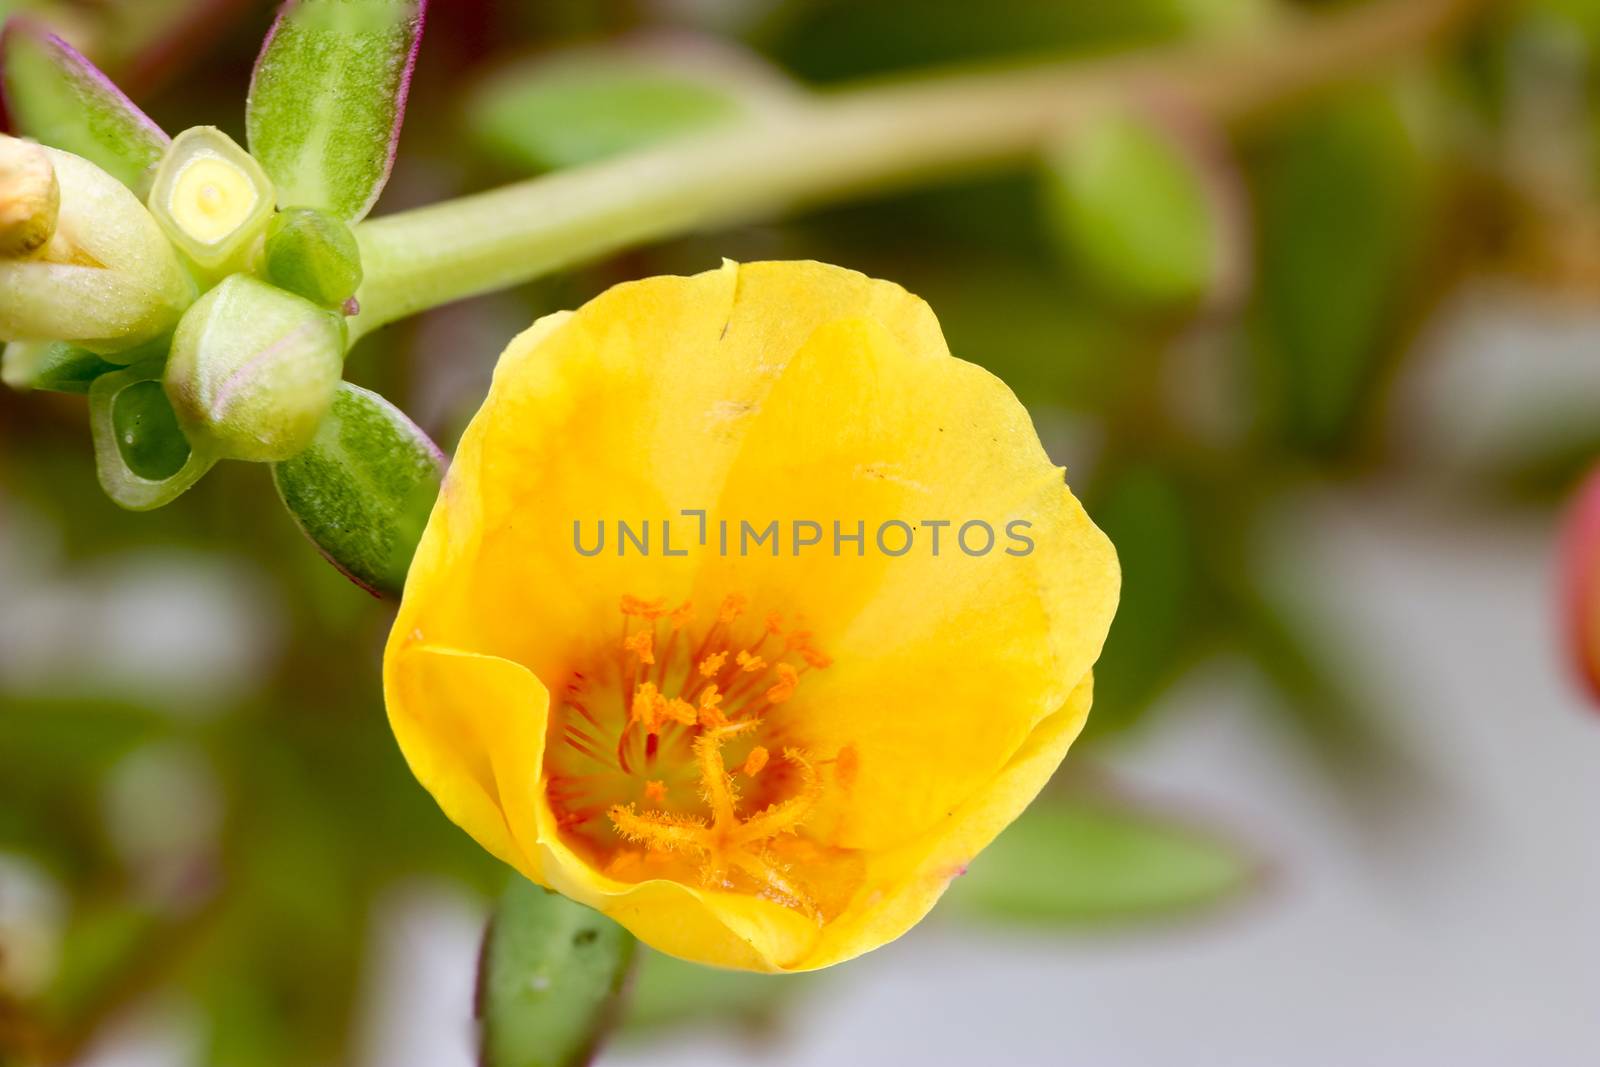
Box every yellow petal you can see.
[382,641,549,879]
[796,673,1097,971]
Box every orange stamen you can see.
[623,629,655,665]
[620,594,667,619]
[764,663,799,704]
[742,746,769,776]
[630,682,661,729]
[735,650,767,673]
[698,651,727,677]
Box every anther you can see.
[764,664,799,704]
[623,629,655,664]
[621,594,667,618]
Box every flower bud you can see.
[0,142,194,355]
[262,207,363,309]
[148,126,275,273]
[0,135,59,258]
[164,275,344,462]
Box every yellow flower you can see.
[384,260,1119,972]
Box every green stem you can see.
[349,0,1491,340]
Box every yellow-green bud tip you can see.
[0,135,60,259]
[149,127,275,271]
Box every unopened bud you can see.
[165,275,344,462]
[149,127,275,273]
[0,135,59,258]
[263,208,363,309]
[0,144,194,355]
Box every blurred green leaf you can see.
[1083,465,1204,735]
[622,949,807,1036]
[1044,110,1219,307]
[271,382,444,597]
[38,898,167,1032]
[1249,86,1431,455]
[1230,577,1416,795]
[943,796,1254,924]
[468,45,778,172]
[478,879,636,1067]
[246,0,425,223]
[0,21,168,194]
[762,0,1253,82]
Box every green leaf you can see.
[1082,465,1203,736]
[271,382,443,597]
[40,899,168,1028]
[246,0,426,222]
[467,43,776,171]
[478,878,636,1067]
[1250,87,1430,455]
[0,20,169,194]
[622,949,806,1036]
[1043,110,1220,307]
[765,0,1252,82]
[942,797,1255,924]
[2,340,120,394]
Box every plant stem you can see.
[349,0,1492,341]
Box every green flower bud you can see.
[164,275,344,463]
[263,207,363,310]
[148,126,275,273]
[0,143,194,356]
[0,135,59,258]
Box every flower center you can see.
[544,593,855,918]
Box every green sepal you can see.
[478,878,636,1067]
[89,361,217,511]
[270,382,443,597]
[246,0,426,223]
[0,20,170,195]
[2,340,121,394]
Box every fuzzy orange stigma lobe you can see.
[544,593,851,918]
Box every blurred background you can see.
[2,0,1599,1063]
